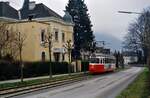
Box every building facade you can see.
[0,1,74,62]
[123,51,138,65]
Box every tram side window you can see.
[109,58,115,63]
[90,58,99,63]
[106,58,111,63]
[109,59,111,63]
[110,59,113,63]
[105,58,108,64]
[111,59,115,63]
[107,58,109,63]
[108,58,111,63]
[100,59,103,64]
[105,58,110,64]
[103,58,105,64]
[112,59,116,63]
[109,58,112,63]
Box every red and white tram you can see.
[89,54,116,73]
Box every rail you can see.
[0,74,89,98]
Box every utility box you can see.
[71,60,81,72]
[77,60,81,72]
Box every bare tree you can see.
[43,28,53,79]
[0,22,9,59]
[0,23,18,60]
[123,7,150,67]
[14,32,26,82]
[4,27,19,60]
[63,40,74,75]
[142,10,150,66]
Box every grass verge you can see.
[116,67,150,98]
[0,73,89,91]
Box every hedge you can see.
[0,61,20,80]
[0,60,90,81]
[0,61,68,81]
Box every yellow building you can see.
[8,20,73,62]
[0,1,74,62]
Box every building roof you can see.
[0,2,19,19]
[20,3,63,20]
[0,0,73,24]
[63,11,73,23]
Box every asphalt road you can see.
[13,67,143,98]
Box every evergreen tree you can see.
[66,0,95,57]
[114,50,119,68]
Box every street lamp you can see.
[118,11,142,14]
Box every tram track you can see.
[0,74,91,98]
[0,74,83,91]
[0,69,124,98]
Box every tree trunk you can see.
[147,51,150,70]
[143,48,148,64]
[0,49,2,59]
[116,55,119,68]
[68,51,71,75]
[20,49,23,82]
[49,44,52,78]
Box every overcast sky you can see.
[1,0,150,50]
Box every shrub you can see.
[0,61,69,81]
[23,62,69,78]
[0,60,20,80]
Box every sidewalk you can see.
[0,72,84,84]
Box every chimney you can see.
[29,1,36,10]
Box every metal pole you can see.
[118,11,142,14]
[49,41,52,78]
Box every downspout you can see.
[18,10,21,20]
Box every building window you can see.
[5,30,9,41]
[41,51,46,61]
[54,53,60,62]
[55,31,58,41]
[62,54,65,61]
[41,30,45,42]
[62,33,65,42]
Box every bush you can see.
[24,62,69,78]
[0,61,69,81]
[0,61,20,80]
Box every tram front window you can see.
[90,58,99,63]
